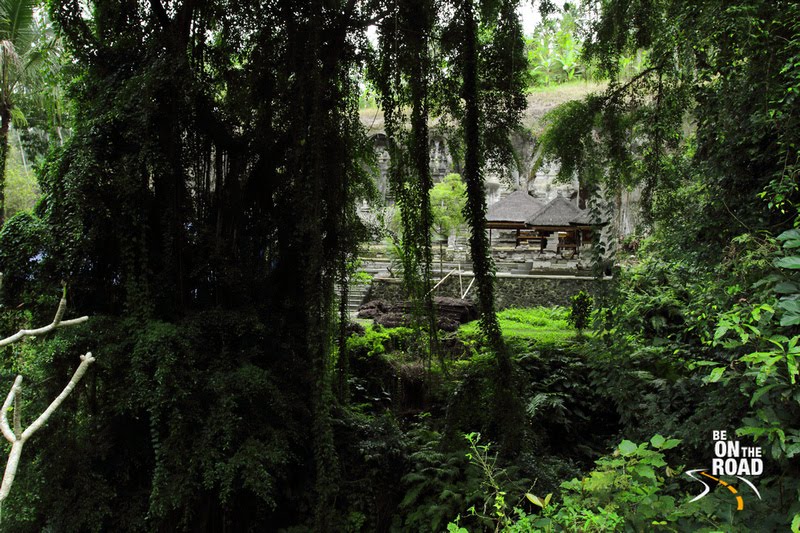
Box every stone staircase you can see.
[347,282,371,313]
[357,248,591,277]
[335,278,373,314]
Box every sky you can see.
[519,2,543,35]
[365,0,568,44]
[519,0,568,35]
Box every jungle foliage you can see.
[467,0,800,530]
[0,0,798,531]
[0,0,529,530]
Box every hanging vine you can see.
[440,0,529,450]
[371,0,440,367]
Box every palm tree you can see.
[0,0,36,225]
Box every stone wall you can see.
[366,273,608,309]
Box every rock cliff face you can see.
[360,83,642,237]
[365,130,641,238]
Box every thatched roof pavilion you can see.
[485,192,601,252]
[523,195,601,256]
[486,190,545,229]
[525,195,591,229]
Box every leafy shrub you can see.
[331,410,407,532]
[0,212,49,304]
[567,291,593,336]
[516,346,619,457]
[545,436,684,531]
[444,433,538,532]
[346,325,413,358]
[693,226,800,530]
[448,436,760,532]
[393,422,483,532]
[0,310,304,531]
[458,307,575,350]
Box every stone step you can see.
[334,273,374,312]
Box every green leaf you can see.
[775,281,800,294]
[619,440,638,456]
[447,523,469,533]
[751,384,779,406]
[777,229,800,242]
[526,493,544,508]
[650,434,666,448]
[786,443,800,459]
[707,367,726,383]
[774,256,800,269]
[661,439,681,450]
[713,324,729,341]
[780,314,800,327]
[633,463,656,479]
[788,353,798,384]
[778,299,800,313]
[9,106,27,128]
[791,512,800,533]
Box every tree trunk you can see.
[409,8,439,369]
[461,1,520,453]
[0,106,10,227]
[461,1,506,363]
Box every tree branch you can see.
[0,354,94,504]
[0,292,88,348]
[149,0,171,29]
[605,65,662,103]
[0,377,21,444]
[0,277,94,507]
[22,353,94,441]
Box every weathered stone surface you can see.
[433,296,478,323]
[374,312,408,329]
[357,299,390,319]
[436,316,461,332]
[368,275,607,309]
[362,296,476,330]
[344,321,366,337]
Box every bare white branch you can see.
[12,397,20,438]
[0,377,21,444]
[0,294,88,348]
[0,354,94,505]
[0,278,94,508]
[22,353,94,441]
[0,441,23,503]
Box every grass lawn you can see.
[458,306,582,347]
[351,307,585,357]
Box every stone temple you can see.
[360,130,640,266]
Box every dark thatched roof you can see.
[486,190,545,223]
[526,195,594,227]
[569,208,595,225]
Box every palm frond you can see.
[0,0,35,53]
[0,39,21,69]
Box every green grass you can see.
[525,79,606,95]
[458,306,580,346]
[346,324,414,358]
[353,317,374,328]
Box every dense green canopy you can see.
[0,0,797,531]
[0,0,528,529]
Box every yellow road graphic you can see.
[700,471,744,511]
